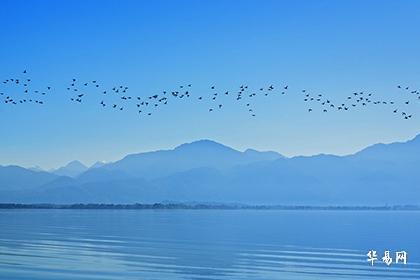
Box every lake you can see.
[0,209,419,279]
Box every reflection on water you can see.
[0,210,419,279]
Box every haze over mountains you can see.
[51,160,88,177]
[1,136,419,205]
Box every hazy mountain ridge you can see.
[100,140,284,179]
[0,136,419,205]
[349,134,420,162]
[0,165,58,191]
[51,160,88,177]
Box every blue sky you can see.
[1,0,419,169]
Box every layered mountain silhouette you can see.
[51,160,88,177]
[0,136,419,205]
[99,140,283,179]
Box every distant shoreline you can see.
[0,203,419,211]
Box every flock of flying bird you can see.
[1,70,418,120]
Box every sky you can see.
[0,0,420,169]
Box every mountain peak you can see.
[52,160,88,177]
[90,161,106,169]
[244,148,283,160]
[175,139,237,152]
[65,160,87,169]
[28,165,45,172]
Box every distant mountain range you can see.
[1,136,419,205]
[51,160,88,177]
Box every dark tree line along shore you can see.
[0,203,419,211]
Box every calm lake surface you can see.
[0,209,419,279]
